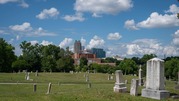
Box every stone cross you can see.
[138,65,143,86]
[141,58,170,100]
[130,79,139,96]
[113,70,127,93]
[46,82,52,94]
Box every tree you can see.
[0,38,16,72]
[165,58,179,80]
[79,57,88,71]
[20,41,41,72]
[117,58,137,75]
[12,60,29,72]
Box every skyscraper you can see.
[91,48,106,58]
[74,40,82,53]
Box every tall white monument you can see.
[113,70,127,93]
[141,58,170,100]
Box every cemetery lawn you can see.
[0,73,178,101]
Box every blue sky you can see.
[0,0,179,58]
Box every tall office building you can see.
[74,40,82,53]
[91,48,106,58]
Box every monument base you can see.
[113,83,127,93]
[142,89,170,100]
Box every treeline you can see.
[0,38,179,80]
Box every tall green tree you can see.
[79,57,88,71]
[0,38,16,72]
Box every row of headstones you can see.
[114,58,170,100]
[25,70,38,81]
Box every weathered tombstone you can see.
[125,80,128,84]
[84,73,86,78]
[26,72,30,80]
[108,75,110,80]
[35,70,38,76]
[110,75,113,80]
[141,58,170,100]
[130,79,139,96]
[46,82,52,94]
[33,83,37,92]
[138,65,143,86]
[86,75,89,82]
[113,70,127,93]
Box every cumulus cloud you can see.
[0,0,17,4]
[125,39,163,56]
[30,40,39,45]
[173,30,179,46]
[8,22,56,36]
[125,4,179,30]
[63,13,85,22]
[137,12,179,28]
[59,38,73,49]
[36,7,59,19]
[9,22,32,31]
[41,40,53,46]
[80,37,86,46]
[124,19,139,30]
[87,35,105,49]
[107,32,122,40]
[0,0,29,8]
[165,4,179,14]
[74,0,133,17]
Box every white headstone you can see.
[113,70,127,93]
[46,82,52,94]
[26,72,30,80]
[130,79,139,96]
[141,58,170,100]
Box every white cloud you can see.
[124,19,139,30]
[125,39,163,56]
[163,46,178,56]
[16,35,20,40]
[0,0,29,8]
[137,12,179,28]
[125,4,179,29]
[19,0,29,8]
[87,35,105,49]
[41,40,53,46]
[80,37,86,46]
[8,22,56,37]
[165,4,179,14]
[63,13,85,22]
[59,38,73,49]
[9,22,32,32]
[107,32,122,40]
[36,7,59,19]
[173,30,179,46]
[74,0,133,17]
[0,0,17,4]
[30,40,39,45]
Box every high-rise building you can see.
[91,48,106,58]
[74,40,82,53]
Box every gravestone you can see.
[88,83,91,88]
[138,65,143,86]
[141,58,170,100]
[35,70,38,76]
[26,72,30,80]
[113,70,127,93]
[125,80,128,84]
[108,75,110,80]
[33,83,37,92]
[130,79,139,96]
[86,75,89,82]
[46,82,52,94]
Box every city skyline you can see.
[0,0,179,57]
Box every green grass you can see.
[0,72,178,101]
